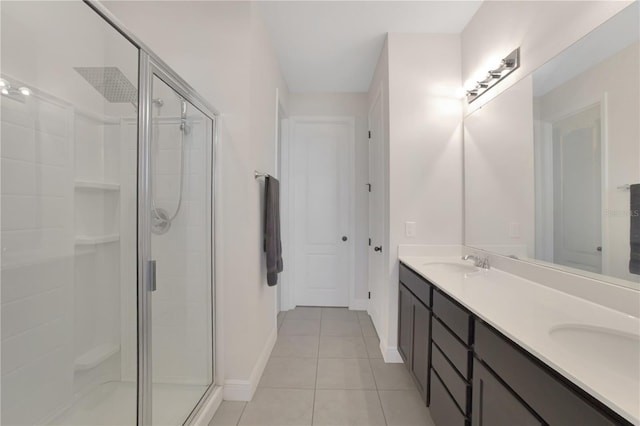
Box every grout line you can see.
[235,401,248,426]
[311,318,322,426]
[362,313,389,426]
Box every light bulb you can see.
[0,79,8,88]
[455,87,467,99]
[18,87,31,96]
[1,88,9,96]
[464,79,478,91]
[486,55,502,71]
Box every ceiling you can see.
[258,1,482,93]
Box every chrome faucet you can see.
[462,254,490,270]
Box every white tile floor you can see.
[210,307,436,426]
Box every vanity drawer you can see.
[399,263,431,307]
[432,290,472,344]
[430,368,469,426]
[475,320,620,426]
[432,318,471,379]
[432,341,470,414]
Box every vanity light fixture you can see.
[466,48,520,103]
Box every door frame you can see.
[280,116,356,310]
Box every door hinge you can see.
[366,183,372,192]
[368,292,371,299]
[368,130,371,138]
[368,238,372,246]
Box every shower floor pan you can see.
[51,381,208,426]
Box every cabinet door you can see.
[412,300,430,400]
[472,359,542,426]
[398,284,414,366]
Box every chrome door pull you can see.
[149,260,157,291]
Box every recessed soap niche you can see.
[72,110,123,392]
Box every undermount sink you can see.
[549,324,640,379]
[422,262,479,274]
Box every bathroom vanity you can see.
[397,258,638,426]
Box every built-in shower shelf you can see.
[75,235,120,246]
[74,343,120,372]
[75,180,120,191]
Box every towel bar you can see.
[617,184,631,191]
[254,171,271,179]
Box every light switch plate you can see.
[405,221,416,238]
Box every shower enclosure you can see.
[0,1,217,425]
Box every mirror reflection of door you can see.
[552,104,602,273]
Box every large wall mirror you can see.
[464,1,640,289]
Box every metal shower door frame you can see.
[138,57,219,426]
[81,2,219,425]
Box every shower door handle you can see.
[148,260,157,292]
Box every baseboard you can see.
[349,298,369,311]
[189,385,223,425]
[223,325,277,401]
[380,340,403,363]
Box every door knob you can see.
[342,236,348,242]
[374,246,382,252]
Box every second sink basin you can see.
[422,262,479,274]
[549,324,640,380]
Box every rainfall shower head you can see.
[74,66,138,107]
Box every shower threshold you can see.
[50,381,209,426]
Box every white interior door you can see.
[368,90,385,331]
[291,117,353,307]
[553,104,602,273]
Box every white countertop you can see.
[399,255,640,425]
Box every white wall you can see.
[464,76,535,258]
[380,34,463,360]
[462,1,632,115]
[103,0,290,399]
[288,93,369,304]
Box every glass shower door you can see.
[147,72,214,426]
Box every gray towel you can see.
[264,176,283,286]
[630,184,640,275]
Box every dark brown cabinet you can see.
[472,359,542,426]
[430,291,473,425]
[474,321,625,426]
[398,264,432,401]
[398,261,631,426]
[398,283,414,366]
[412,301,430,396]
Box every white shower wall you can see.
[72,110,126,399]
[150,116,212,385]
[0,88,132,424]
[1,94,76,425]
[119,114,213,387]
